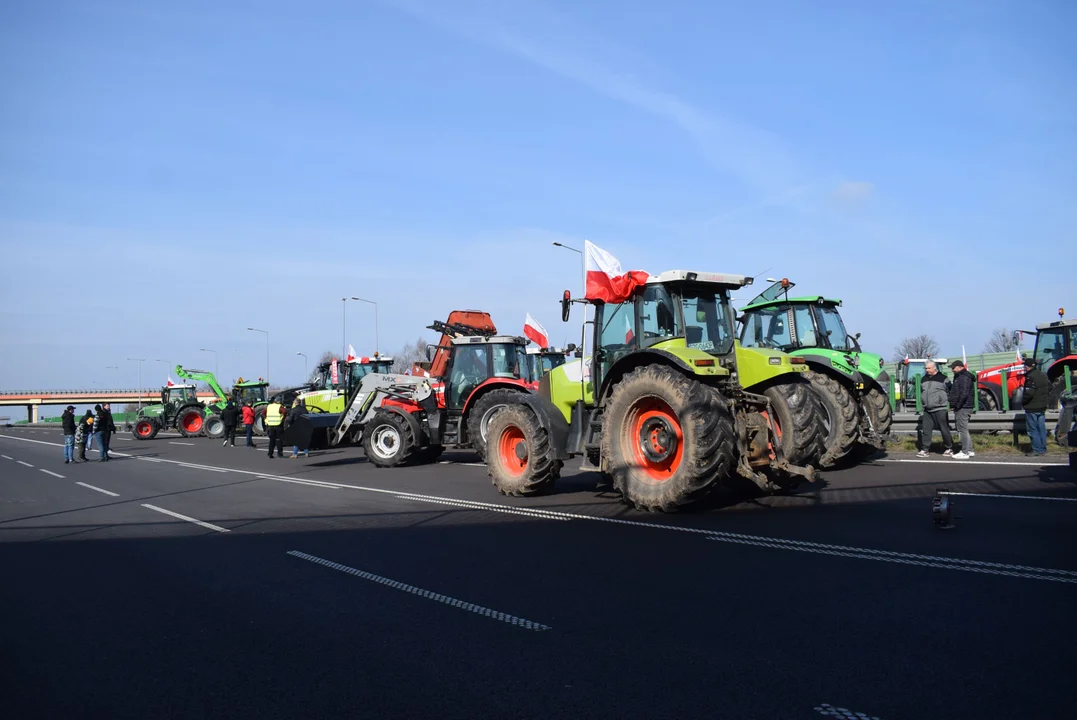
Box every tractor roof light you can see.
[1060,307,1066,319]
[781,278,790,288]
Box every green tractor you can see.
[173,365,271,439]
[483,270,826,512]
[297,354,395,414]
[738,278,892,466]
[131,383,206,440]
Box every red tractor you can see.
[976,309,1077,410]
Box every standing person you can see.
[99,403,116,460]
[220,400,240,447]
[61,405,77,464]
[242,402,256,448]
[948,360,976,459]
[76,409,94,462]
[916,361,954,458]
[286,398,310,458]
[264,398,286,459]
[1021,355,1050,456]
[91,404,107,462]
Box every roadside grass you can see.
[889,432,1069,456]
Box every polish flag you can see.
[346,344,356,363]
[330,358,339,385]
[166,376,175,387]
[584,240,648,303]
[523,313,549,348]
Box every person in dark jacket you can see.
[91,404,107,461]
[98,403,116,461]
[76,410,94,462]
[286,399,309,458]
[917,362,953,457]
[220,400,240,447]
[1021,355,1050,456]
[948,360,976,459]
[61,405,77,463]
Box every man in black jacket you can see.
[1022,355,1050,456]
[220,400,240,447]
[948,361,976,459]
[76,410,94,462]
[61,405,77,464]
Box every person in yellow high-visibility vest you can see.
[264,400,287,459]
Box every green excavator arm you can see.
[175,365,228,403]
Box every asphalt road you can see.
[2,426,1075,720]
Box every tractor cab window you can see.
[742,307,792,349]
[539,353,566,374]
[236,385,267,405]
[639,285,678,347]
[791,305,818,347]
[1035,329,1067,368]
[449,346,488,409]
[679,285,734,355]
[814,306,849,351]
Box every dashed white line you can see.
[394,494,572,521]
[40,469,64,478]
[76,482,119,497]
[879,457,1068,467]
[287,550,551,631]
[169,441,196,446]
[1,454,12,459]
[260,476,342,489]
[141,504,230,533]
[17,460,33,467]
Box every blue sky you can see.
[2,0,1075,392]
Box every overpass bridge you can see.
[0,389,221,423]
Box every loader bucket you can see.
[285,413,339,451]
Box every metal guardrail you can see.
[891,411,1061,435]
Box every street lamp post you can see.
[247,328,269,382]
[199,348,218,377]
[341,297,348,360]
[551,241,585,296]
[297,352,308,380]
[128,358,146,410]
[351,297,379,354]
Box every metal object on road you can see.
[932,489,955,529]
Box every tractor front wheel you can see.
[132,417,159,441]
[762,380,826,468]
[176,407,206,437]
[803,370,858,466]
[977,388,999,411]
[467,389,524,460]
[204,415,225,439]
[601,365,733,512]
[486,405,561,496]
[362,411,416,468]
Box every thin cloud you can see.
[387,0,800,196]
[832,181,875,202]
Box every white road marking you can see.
[1,454,12,459]
[141,504,230,533]
[287,550,551,631]
[169,441,196,446]
[76,482,119,497]
[940,491,1077,503]
[394,494,572,521]
[438,460,486,467]
[879,457,1068,467]
[40,469,64,478]
[260,476,342,489]
[176,462,228,473]
[17,460,33,467]
[5,432,1075,584]
[815,703,882,720]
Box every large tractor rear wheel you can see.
[132,417,159,441]
[204,415,225,439]
[467,389,524,460]
[762,381,826,468]
[176,407,206,437]
[362,411,416,468]
[253,413,266,436]
[601,365,733,512]
[977,388,999,411]
[486,405,561,496]
[803,370,858,466]
[861,384,893,438]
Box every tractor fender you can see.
[977,381,1002,407]
[796,353,862,383]
[461,379,533,418]
[597,349,702,405]
[501,392,572,461]
[1046,356,1077,382]
[867,369,890,393]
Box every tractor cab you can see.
[526,347,569,379]
[739,279,854,353]
[346,356,394,392]
[232,379,269,406]
[1031,318,1077,372]
[162,384,198,407]
[445,336,534,410]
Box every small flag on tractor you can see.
[584,240,648,303]
[524,313,549,348]
[166,376,175,387]
[330,358,339,385]
[346,344,356,363]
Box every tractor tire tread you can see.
[467,388,526,461]
[763,380,826,468]
[803,370,858,466]
[487,405,561,496]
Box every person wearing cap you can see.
[76,409,94,462]
[947,360,976,459]
[61,406,77,464]
[1021,355,1050,456]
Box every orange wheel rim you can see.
[182,413,202,432]
[625,397,683,482]
[497,425,528,477]
[136,421,153,437]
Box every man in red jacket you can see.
[241,402,256,448]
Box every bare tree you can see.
[391,335,431,373]
[982,328,1019,353]
[893,334,940,361]
[310,349,338,383]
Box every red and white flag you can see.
[584,240,648,303]
[330,358,339,385]
[523,313,549,348]
[166,376,175,387]
[346,344,356,363]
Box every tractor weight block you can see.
[285,413,338,451]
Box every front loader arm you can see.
[175,365,228,402]
[329,374,434,446]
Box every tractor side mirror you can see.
[854,332,861,340]
[425,344,438,362]
[1012,330,1022,347]
[566,343,577,353]
[561,290,571,322]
